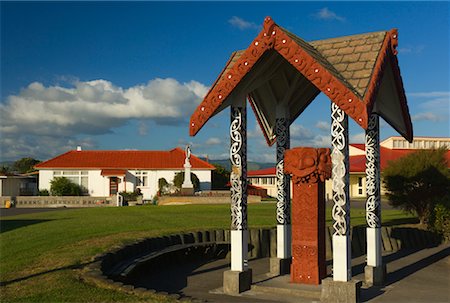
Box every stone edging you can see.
[81,226,443,301]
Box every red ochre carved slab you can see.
[285,147,329,285]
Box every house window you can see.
[135,171,148,186]
[53,170,88,193]
[358,177,363,195]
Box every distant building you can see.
[0,173,37,196]
[248,136,450,199]
[35,147,215,200]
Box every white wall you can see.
[88,170,107,197]
[39,170,53,191]
[38,168,212,200]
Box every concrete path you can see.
[132,243,449,302]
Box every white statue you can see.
[182,145,194,190]
[185,145,191,163]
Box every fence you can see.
[1,196,114,208]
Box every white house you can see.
[249,136,450,199]
[35,147,215,200]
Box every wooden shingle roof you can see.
[310,31,387,98]
[190,17,412,144]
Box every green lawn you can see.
[0,204,416,302]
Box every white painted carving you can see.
[276,117,290,225]
[331,103,349,236]
[366,114,381,228]
[230,106,247,230]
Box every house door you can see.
[110,177,119,195]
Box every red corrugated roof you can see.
[248,167,276,176]
[248,148,450,175]
[101,169,127,176]
[35,148,215,170]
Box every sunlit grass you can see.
[0,204,415,302]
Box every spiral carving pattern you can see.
[230,106,247,230]
[276,118,291,225]
[331,103,350,236]
[365,114,381,228]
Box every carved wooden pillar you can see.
[223,103,252,295]
[331,103,351,282]
[275,116,291,259]
[229,104,248,272]
[364,114,386,285]
[284,147,331,285]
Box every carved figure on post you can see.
[284,147,331,285]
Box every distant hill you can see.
[206,159,275,172]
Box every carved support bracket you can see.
[284,147,331,285]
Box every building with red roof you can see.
[248,136,450,199]
[35,147,215,200]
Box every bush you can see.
[38,189,50,196]
[429,196,450,241]
[158,178,169,195]
[50,177,82,196]
[173,172,200,191]
[212,164,230,190]
[119,191,141,203]
[383,148,450,225]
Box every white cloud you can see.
[0,78,208,161]
[398,45,425,54]
[315,120,330,131]
[138,121,148,136]
[314,8,346,22]
[350,132,365,143]
[205,137,223,146]
[412,112,442,122]
[408,91,449,98]
[228,16,259,30]
[290,124,315,140]
[409,91,450,122]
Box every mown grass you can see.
[0,204,415,302]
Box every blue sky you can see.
[1,1,449,163]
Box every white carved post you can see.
[365,114,386,285]
[274,114,291,272]
[230,104,248,272]
[223,103,251,295]
[331,103,351,282]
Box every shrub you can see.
[173,172,200,191]
[38,189,50,196]
[429,196,450,241]
[158,178,169,195]
[212,164,230,190]
[50,177,82,196]
[383,148,450,225]
[119,191,140,202]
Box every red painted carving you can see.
[364,29,413,142]
[284,147,331,285]
[190,17,370,137]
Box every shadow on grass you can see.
[383,217,420,226]
[0,260,96,286]
[0,219,52,234]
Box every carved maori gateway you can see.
[189,16,413,299]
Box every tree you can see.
[173,172,200,191]
[50,177,82,196]
[12,157,41,174]
[211,164,230,189]
[383,148,450,225]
